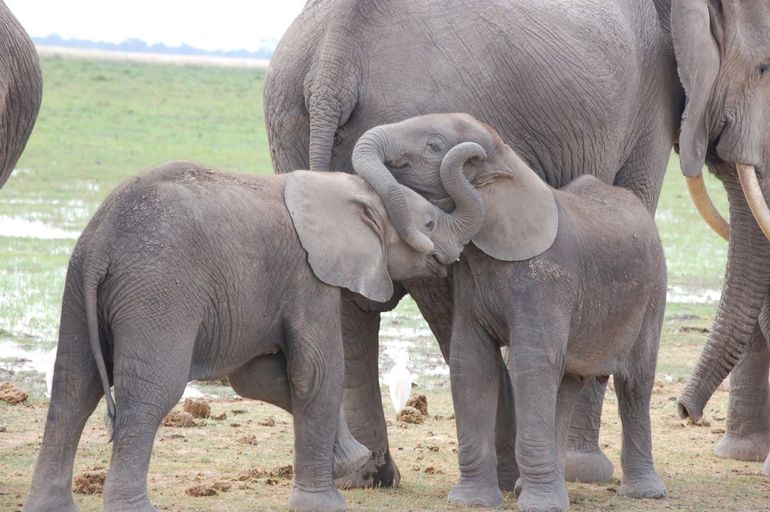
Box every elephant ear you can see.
[671,0,721,177]
[284,170,394,302]
[471,169,558,262]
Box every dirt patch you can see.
[211,412,227,420]
[678,325,710,334]
[397,406,425,424]
[185,481,231,497]
[73,470,106,495]
[0,382,28,404]
[183,398,211,418]
[238,434,259,446]
[163,411,196,428]
[272,465,293,479]
[257,416,276,427]
[406,394,428,416]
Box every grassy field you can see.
[0,55,762,511]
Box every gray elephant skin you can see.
[669,1,770,475]
[352,114,667,511]
[22,160,482,512]
[265,0,681,488]
[0,0,43,190]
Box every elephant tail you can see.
[83,257,116,441]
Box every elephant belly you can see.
[563,299,650,377]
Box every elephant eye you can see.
[759,63,769,78]
[426,137,445,153]
[425,220,435,231]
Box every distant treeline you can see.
[32,34,276,60]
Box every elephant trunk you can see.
[678,171,770,420]
[352,126,434,252]
[437,142,485,257]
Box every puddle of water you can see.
[0,216,80,240]
[667,285,721,304]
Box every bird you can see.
[386,349,413,414]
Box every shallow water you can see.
[0,216,80,240]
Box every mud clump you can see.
[183,398,211,418]
[406,394,428,416]
[397,406,425,424]
[163,410,196,428]
[238,434,259,446]
[273,464,293,479]
[73,470,106,495]
[0,382,28,404]
[257,416,276,427]
[185,481,231,497]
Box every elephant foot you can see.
[22,495,80,512]
[714,431,770,462]
[564,448,614,482]
[447,480,503,508]
[335,448,400,489]
[516,482,569,512]
[618,472,666,499]
[288,484,346,512]
[332,435,372,480]
[104,495,158,512]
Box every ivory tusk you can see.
[737,163,770,241]
[686,174,729,241]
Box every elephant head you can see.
[670,1,770,419]
[283,161,483,303]
[352,113,559,263]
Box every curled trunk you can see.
[352,126,434,252]
[437,142,485,251]
[679,171,770,420]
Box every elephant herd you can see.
[4,0,770,511]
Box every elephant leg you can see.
[447,319,504,508]
[284,308,346,512]
[614,304,666,499]
[555,376,585,468]
[228,354,371,479]
[335,290,404,489]
[103,326,195,512]
[508,320,570,512]
[408,276,519,490]
[564,377,614,482]
[23,316,103,512]
[714,325,770,461]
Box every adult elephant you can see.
[0,1,42,189]
[674,1,770,475]
[264,0,682,488]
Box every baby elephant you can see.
[23,160,482,512]
[352,114,667,511]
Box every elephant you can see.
[22,159,482,512]
[0,0,43,189]
[352,114,667,510]
[264,0,681,488]
[667,1,770,474]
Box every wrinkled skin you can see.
[354,115,668,511]
[0,0,43,189]
[22,161,479,512]
[670,1,770,475]
[265,0,679,487]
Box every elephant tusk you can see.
[737,163,770,241]
[686,174,729,241]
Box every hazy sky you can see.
[5,0,307,51]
